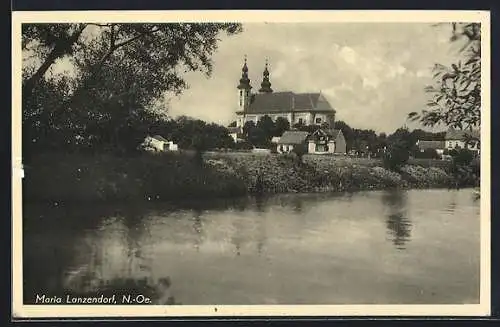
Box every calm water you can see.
[23,189,480,305]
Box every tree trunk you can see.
[23,25,87,100]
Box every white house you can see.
[141,135,178,152]
[277,131,309,154]
[416,140,446,155]
[445,128,480,152]
[307,128,346,154]
[277,128,346,155]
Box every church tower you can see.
[237,55,252,116]
[258,58,273,93]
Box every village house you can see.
[445,128,480,152]
[307,128,346,154]
[140,135,179,152]
[416,140,446,155]
[232,57,336,130]
[277,131,309,154]
[277,129,346,155]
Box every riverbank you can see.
[22,152,477,203]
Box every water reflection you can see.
[382,191,413,250]
[192,208,204,252]
[23,189,480,305]
[254,195,268,255]
[24,207,179,304]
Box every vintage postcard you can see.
[12,10,491,318]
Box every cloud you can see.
[167,23,459,133]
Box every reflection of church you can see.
[234,57,337,129]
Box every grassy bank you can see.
[23,152,475,203]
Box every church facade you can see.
[234,58,336,128]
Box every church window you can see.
[298,118,303,124]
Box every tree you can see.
[273,117,290,137]
[256,115,275,140]
[417,148,440,159]
[228,121,237,127]
[383,127,415,171]
[22,23,243,153]
[351,128,379,155]
[248,127,269,148]
[409,23,481,130]
[242,121,256,138]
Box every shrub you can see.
[416,148,440,159]
[451,148,475,166]
[383,141,410,171]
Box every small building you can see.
[277,128,346,155]
[445,128,480,151]
[417,140,445,155]
[307,128,346,154]
[141,135,178,152]
[277,131,309,154]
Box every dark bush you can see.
[451,148,474,166]
[383,141,410,171]
[416,148,440,159]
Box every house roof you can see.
[418,140,445,150]
[445,129,480,140]
[151,135,168,142]
[277,131,309,144]
[311,128,342,139]
[246,92,336,114]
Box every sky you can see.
[167,23,464,134]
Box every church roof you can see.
[247,92,335,114]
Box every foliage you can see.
[383,127,415,171]
[409,23,481,130]
[450,148,475,167]
[241,116,291,148]
[415,148,440,159]
[242,121,256,138]
[273,117,291,136]
[292,144,307,164]
[22,23,242,154]
[334,121,355,150]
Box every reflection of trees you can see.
[382,191,413,250]
[254,195,268,255]
[291,196,304,214]
[229,196,270,256]
[192,208,204,252]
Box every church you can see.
[233,57,337,128]
[229,57,346,154]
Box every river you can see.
[23,188,480,305]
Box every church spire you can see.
[237,55,252,90]
[259,58,273,93]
